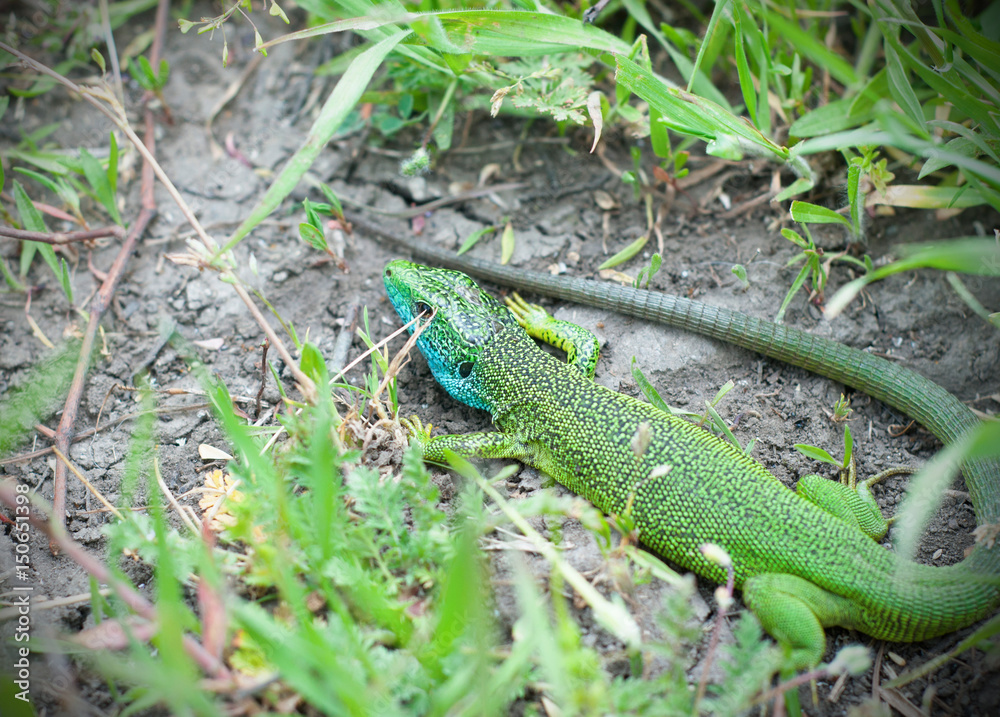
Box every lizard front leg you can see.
[402,416,532,463]
[505,293,600,379]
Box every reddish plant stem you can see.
[50,0,168,550]
[50,203,154,551]
[0,481,231,679]
[0,225,126,245]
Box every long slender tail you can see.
[355,215,1000,582]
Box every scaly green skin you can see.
[384,259,998,666]
[368,216,1000,666]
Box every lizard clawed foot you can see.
[505,292,555,331]
[399,415,434,450]
[799,454,916,541]
[504,292,601,378]
[858,466,915,528]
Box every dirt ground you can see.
[2,4,999,715]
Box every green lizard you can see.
[369,220,1000,668]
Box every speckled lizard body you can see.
[368,220,1000,667]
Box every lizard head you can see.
[384,260,517,411]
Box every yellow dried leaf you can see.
[199,469,244,532]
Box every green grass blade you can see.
[891,238,1000,275]
[928,120,1000,165]
[826,237,1000,317]
[668,0,730,94]
[3,148,69,175]
[620,0,730,108]
[775,261,811,324]
[108,130,119,196]
[882,40,929,139]
[705,400,743,452]
[882,26,1000,137]
[938,7,1000,82]
[11,166,61,195]
[500,222,515,265]
[630,357,671,414]
[13,180,61,285]
[892,434,971,565]
[430,9,631,56]
[222,28,410,254]
[423,521,488,679]
[946,272,997,327]
[0,257,25,291]
[843,424,853,466]
[298,0,451,76]
[794,444,840,466]
[598,234,648,270]
[918,136,978,179]
[847,161,862,236]
[59,258,73,304]
[79,147,123,225]
[763,11,858,87]
[289,7,633,58]
[732,9,757,128]
[613,54,790,164]
[867,184,989,209]
[789,201,851,227]
[788,97,875,138]
[680,0,731,93]
[456,224,497,255]
[737,3,771,138]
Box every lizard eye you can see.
[458,361,474,378]
[415,301,432,317]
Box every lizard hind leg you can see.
[795,462,913,541]
[505,293,600,378]
[796,474,889,541]
[742,573,861,669]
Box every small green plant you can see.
[731,263,749,290]
[631,360,755,455]
[830,393,853,423]
[786,147,890,247]
[660,146,691,185]
[3,119,126,304]
[775,223,869,324]
[127,54,170,94]
[776,224,825,323]
[353,307,399,417]
[9,180,74,303]
[298,190,343,253]
[700,380,757,456]
[633,252,662,289]
[795,423,854,473]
